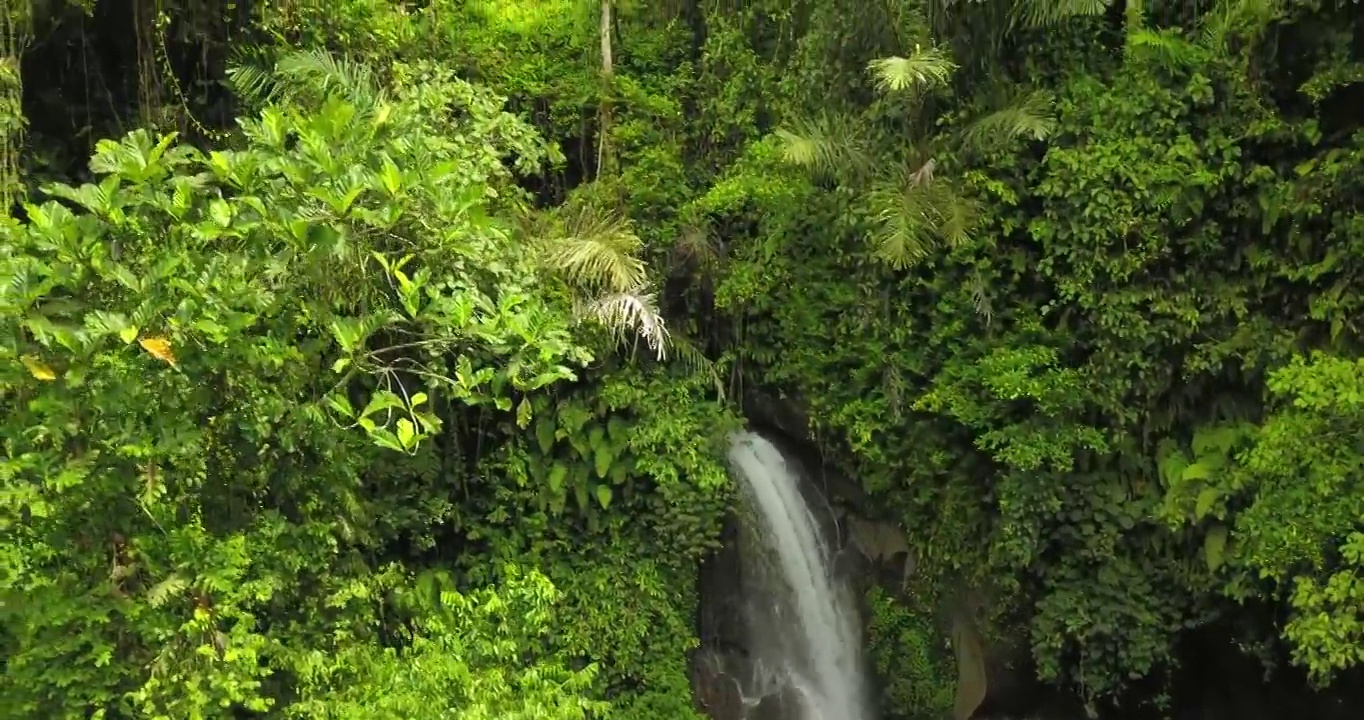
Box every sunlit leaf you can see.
[138,336,177,367]
[20,355,57,381]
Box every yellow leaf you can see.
[138,337,177,367]
[20,355,57,381]
[119,326,139,344]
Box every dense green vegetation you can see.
[2,0,1363,718]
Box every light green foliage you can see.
[1178,355,1364,682]
[865,587,955,720]
[6,0,1364,717]
[0,37,724,717]
[286,566,606,720]
[461,366,736,714]
[676,0,1364,712]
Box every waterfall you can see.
[726,431,874,720]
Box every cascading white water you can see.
[726,431,874,720]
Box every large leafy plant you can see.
[0,52,612,717]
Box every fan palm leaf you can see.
[867,47,957,96]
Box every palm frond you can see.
[667,333,726,400]
[576,287,670,360]
[867,47,956,97]
[865,165,979,269]
[1011,0,1111,29]
[774,114,872,181]
[541,206,648,293]
[1126,28,1210,68]
[960,91,1057,151]
[225,62,279,110]
[669,223,720,274]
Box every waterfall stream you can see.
[726,431,874,720]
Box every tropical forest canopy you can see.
[2,0,1364,718]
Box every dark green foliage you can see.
[3,0,1364,717]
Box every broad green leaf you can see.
[594,445,613,479]
[1181,462,1212,481]
[370,428,406,453]
[327,394,355,418]
[1194,487,1219,519]
[359,391,405,419]
[396,418,417,449]
[547,464,568,493]
[517,396,533,428]
[209,198,233,227]
[535,417,556,455]
[1204,524,1229,572]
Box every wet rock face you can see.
[691,648,815,720]
[691,652,746,720]
[749,685,807,720]
[697,515,747,654]
[692,513,752,720]
[742,391,812,446]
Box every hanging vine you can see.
[154,9,229,142]
[131,0,163,127]
[0,0,30,209]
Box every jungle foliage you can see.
[2,0,1364,718]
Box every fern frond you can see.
[774,114,871,181]
[1126,28,1209,68]
[1011,0,1111,28]
[1198,0,1283,54]
[867,47,956,96]
[541,206,648,293]
[960,91,1057,151]
[273,49,385,107]
[576,287,670,360]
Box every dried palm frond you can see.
[575,286,670,360]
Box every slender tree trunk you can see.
[597,0,614,178]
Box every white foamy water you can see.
[727,431,873,720]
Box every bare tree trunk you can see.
[596,0,614,178]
